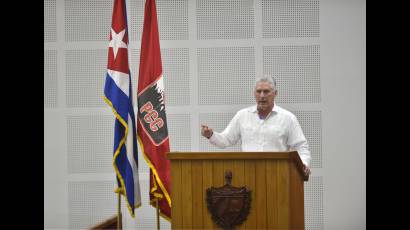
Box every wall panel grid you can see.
[44,50,58,108]
[167,114,192,152]
[64,0,188,42]
[156,0,189,40]
[64,0,113,41]
[129,0,189,41]
[198,47,255,105]
[44,0,57,42]
[304,176,324,230]
[65,49,107,108]
[262,0,320,38]
[67,115,114,174]
[128,0,145,41]
[197,0,255,39]
[264,45,321,103]
[161,48,190,106]
[68,181,116,230]
[292,110,322,168]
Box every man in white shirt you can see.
[201,75,311,176]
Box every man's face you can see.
[254,81,276,112]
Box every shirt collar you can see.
[249,103,279,113]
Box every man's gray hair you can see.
[255,75,277,91]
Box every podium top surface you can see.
[167,151,297,160]
[167,151,308,181]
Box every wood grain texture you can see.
[289,161,304,229]
[202,160,214,229]
[170,161,182,229]
[192,161,203,229]
[233,160,245,230]
[255,160,267,229]
[168,152,306,230]
[266,160,278,228]
[277,160,290,229]
[244,161,256,229]
[181,160,192,228]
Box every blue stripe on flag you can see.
[104,71,141,216]
[104,73,129,119]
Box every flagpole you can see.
[117,188,122,230]
[156,197,160,230]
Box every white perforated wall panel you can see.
[130,0,190,41]
[292,110,322,168]
[262,0,320,38]
[305,176,324,230]
[198,47,255,105]
[65,49,107,107]
[128,0,145,41]
[161,48,190,106]
[44,50,58,108]
[68,181,116,229]
[44,0,57,42]
[167,114,191,152]
[197,0,254,39]
[264,45,321,103]
[67,115,114,174]
[157,0,189,40]
[64,0,112,41]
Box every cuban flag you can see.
[103,0,141,217]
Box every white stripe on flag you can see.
[126,113,142,205]
[107,69,130,97]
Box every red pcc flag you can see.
[137,0,171,220]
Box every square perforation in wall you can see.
[167,114,191,152]
[68,181,116,229]
[304,176,324,230]
[67,115,114,174]
[44,0,57,42]
[264,45,320,103]
[162,48,190,106]
[291,110,322,168]
[198,47,255,105]
[197,0,254,39]
[199,112,241,152]
[44,50,58,108]
[65,0,112,41]
[66,49,107,107]
[262,0,319,38]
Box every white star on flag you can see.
[109,28,127,60]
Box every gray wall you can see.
[44,0,365,229]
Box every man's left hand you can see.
[303,164,311,176]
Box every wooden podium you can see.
[167,151,308,230]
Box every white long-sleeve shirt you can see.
[209,104,311,167]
